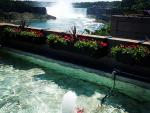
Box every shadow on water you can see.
[103,92,150,113]
[0,52,39,70]
[34,73,150,113]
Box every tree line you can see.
[120,0,150,13]
[0,0,34,12]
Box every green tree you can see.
[121,0,150,13]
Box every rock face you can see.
[47,15,56,20]
[87,7,123,21]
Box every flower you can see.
[29,29,44,37]
[111,44,150,61]
[4,27,44,38]
[79,36,87,41]
[120,44,139,48]
[64,35,74,42]
[97,41,108,47]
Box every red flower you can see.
[64,35,74,42]
[29,30,44,37]
[120,44,139,48]
[79,36,87,41]
[97,41,108,47]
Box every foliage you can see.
[74,40,98,50]
[3,27,44,38]
[0,0,33,12]
[47,33,108,57]
[73,1,121,9]
[3,27,15,33]
[47,34,67,46]
[19,20,30,30]
[120,0,150,14]
[92,25,111,36]
[111,44,150,61]
[68,26,78,42]
[74,40,108,56]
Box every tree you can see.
[121,0,150,13]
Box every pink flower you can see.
[97,41,108,47]
[120,44,139,48]
[64,35,74,42]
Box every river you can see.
[29,8,104,34]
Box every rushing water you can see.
[29,8,104,33]
[30,0,104,33]
[0,50,150,113]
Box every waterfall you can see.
[46,0,85,18]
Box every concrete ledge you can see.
[1,23,150,46]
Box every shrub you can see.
[47,34,67,46]
[74,40,98,50]
[19,30,44,38]
[47,33,109,57]
[68,26,78,42]
[2,26,45,44]
[92,25,111,36]
[3,27,44,38]
[111,44,150,63]
[3,27,14,33]
[74,40,108,57]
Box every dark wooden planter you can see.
[115,53,150,67]
[2,32,46,45]
[115,53,135,65]
[1,36,150,82]
[138,56,150,67]
[48,42,108,58]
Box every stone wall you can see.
[111,15,150,40]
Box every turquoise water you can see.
[29,8,104,33]
[0,49,150,113]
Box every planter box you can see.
[115,53,135,65]
[2,32,46,45]
[115,53,150,67]
[1,38,150,82]
[48,43,108,58]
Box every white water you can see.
[62,91,77,113]
[47,0,84,18]
[30,8,103,33]
[29,0,105,33]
